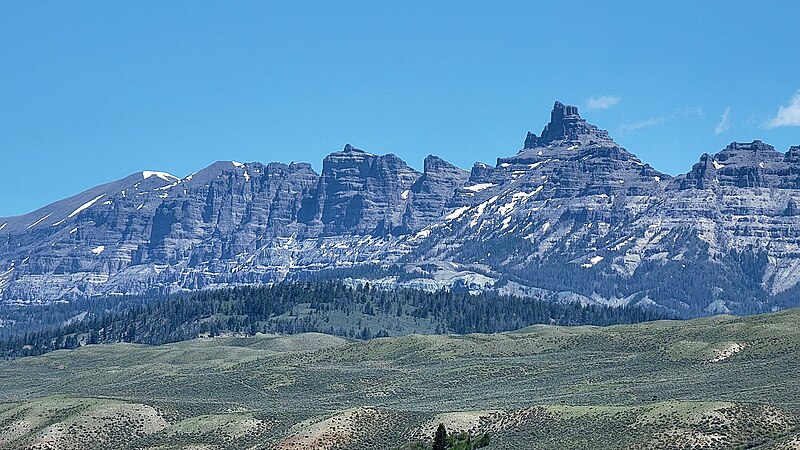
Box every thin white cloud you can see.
[715,107,730,134]
[586,95,621,111]
[619,117,667,136]
[681,106,705,118]
[767,91,800,128]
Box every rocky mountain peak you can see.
[717,140,780,160]
[398,155,469,233]
[490,103,662,198]
[343,143,362,153]
[423,155,463,174]
[676,141,797,190]
[5,101,800,317]
[524,101,613,148]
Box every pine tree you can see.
[432,423,448,450]
[88,329,100,344]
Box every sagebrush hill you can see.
[1,308,799,449]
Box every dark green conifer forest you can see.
[0,281,669,357]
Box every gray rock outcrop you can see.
[2,102,799,317]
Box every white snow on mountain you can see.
[1,102,799,318]
[581,255,604,268]
[27,213,52,229]
[68,194,106,218]
[445,206,470,220]
[143,171,179,182]
[463,183,496,192]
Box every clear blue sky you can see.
[2,1,799,216]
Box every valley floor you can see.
[1,310,799,449]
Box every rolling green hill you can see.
[1,308,799,449]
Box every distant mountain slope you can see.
[1,307,799,449]
[1,101,799,316]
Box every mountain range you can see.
[2,101,800,317]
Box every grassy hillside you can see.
[1,309,799,449]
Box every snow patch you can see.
[581,255,604,268]
[445,206,470,220]
[498,201,516,215]
[0,223,6,231]
[27,213,52,229]
[566,145,579,151]
[499,162,511,168]
[470,204,489,227]
[499,187,543,215]
[156,180,180,191]
[711,160,725,170]
[516,186,543,200]
[414,229,431,239]
[609,236,635,252]
[231,161,245,168]
[143,171,179,182]
[400,189,410,200]
[469,196,499,227]
[529,159,552,170]
[68,194,105,218]
[464,183,496,192]
[91,245,105,255]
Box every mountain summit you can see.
[524,101,613,148]
[1,101,799,317]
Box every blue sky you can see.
[2,1,799,216]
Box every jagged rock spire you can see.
[524,101,612,148]
[343,143,361,152]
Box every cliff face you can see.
[400,155,471,234]
[308,144,421,236]
[2,102,799,317]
